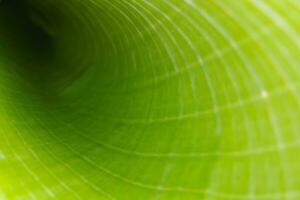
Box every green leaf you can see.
[0,0,300,199]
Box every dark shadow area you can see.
[0,0,54,66]
[0,0,95,102]
[0,0,63,101]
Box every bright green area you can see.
[0,0,300,199]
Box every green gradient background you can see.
[0,0,300,199]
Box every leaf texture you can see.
[0,0,300,199]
